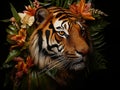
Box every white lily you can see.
[18,13,35,28]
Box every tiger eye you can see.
[59,31,65,35]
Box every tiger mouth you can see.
[70,61,85,71]
[69,58,85,71]
[46,54,86,71]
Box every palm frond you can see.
[88,19,110,51]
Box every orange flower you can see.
[24,0,40,16]
[26,56,34,68]
[14,56,34,78]
[15,61,27,78]
[24,5,37,16]
[14,57,28,74]
[9,28,26,49]
[69,0,95,20]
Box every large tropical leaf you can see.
[13,71,59,90]
[9,3,20,23]
[86,18,109,72]
[5,50,21,63]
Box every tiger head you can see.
[29,7,90,72]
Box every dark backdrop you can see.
[0,0,119,89]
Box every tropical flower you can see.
[18,13,35,28]
[69,0,95,20]
[9,28,26,49]
[24,5,37,16]
[18,0,40,28]
[14,56,34,78]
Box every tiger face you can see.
[29,7,89,71]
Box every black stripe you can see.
[53,9,64,13]
[37,30,43,52]
[59,15,68,20]
[55,13,63,18]
[49,21,54,29]
[59,15,74,20]
[42,49,59,60]
[46,30,50,45]
[61,20,68,25]
[49,21,56,33]
[45,30,59,52]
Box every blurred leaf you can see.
[6,25,18,35]
[1,64,13,69]
[3,71,13,89]
[87,18,109,72]
[20,42,29,51]
[45,0,74,8]
[14,71,58,90]
[63,0,69,8]
[29,71,39,90]
[6,29,15,35]
[6,38,15,44]
[5,50,20,63]
[29,0,34,7]
[0,19,10,22]
[8,25,17,31]
[89,50,107,71]
[88,19,109,51]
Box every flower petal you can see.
[27,16,35,26]
[18,13,26,23]
[77,0,85,13]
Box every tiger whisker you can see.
[50,54,63,59]
[61,57,71,70]
[38,56,65,74]
[46,56,66,71]
[50,54,58,58]
[48,60,63,69]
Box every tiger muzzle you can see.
[64,53,86,71]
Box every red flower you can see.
[14,56,34,78]
[26,56,34,68]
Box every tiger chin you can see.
[29,6,90,86]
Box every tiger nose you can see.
[65,45,89,56]
[75,42,89,56]
[65,48,75,55]
[64,39,89,55]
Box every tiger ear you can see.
[35,8,49,25]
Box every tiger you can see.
[29,6,90,85]
[29,6,90,71]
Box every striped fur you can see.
[29,6,90,71]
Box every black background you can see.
[0,0,119,89]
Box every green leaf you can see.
[0,19,10,22]
[6,29,15,35]
[25,71,58,90]
[93,51,107,70]
[9,3,20,22]
[29,71,39,90]
[63,0,69,8]
[8,25,17,31]
[5,50,20,63]
[29,0,34,8]
[6,25,18,35]
[56,0,60,6]
[88,50,107,72]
